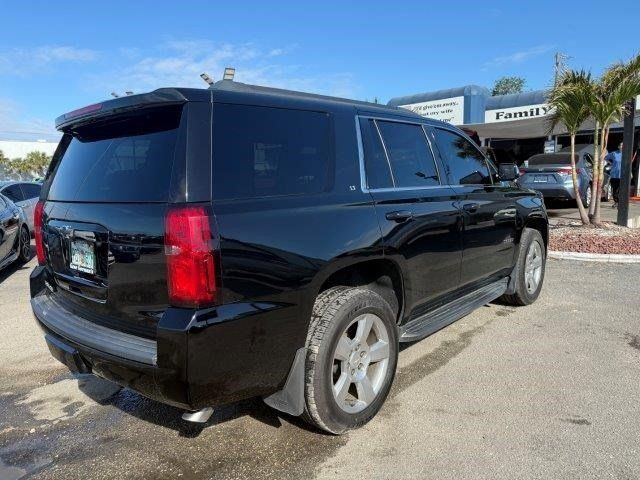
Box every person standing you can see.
[605,142,623,208]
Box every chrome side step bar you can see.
[399,278,508,342]
[182,407,214,423]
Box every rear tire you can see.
[303,287,398,434]
[501,228,546,306]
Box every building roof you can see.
[485,89,548,110]
[387,85,489,107]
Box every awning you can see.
[462,114,640,140]
[461,116,568,139]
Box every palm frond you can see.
[546,69,594,135]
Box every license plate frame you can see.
[69,238,96,275]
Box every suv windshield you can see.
[48,105,183,202]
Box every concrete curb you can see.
[548,250,640,263]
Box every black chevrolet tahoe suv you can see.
[31,80,548,434]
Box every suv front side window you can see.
[433,128,492,186]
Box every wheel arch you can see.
[523,215,548,250]
[310,257,406,325]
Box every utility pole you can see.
[617,97,636,226]
[554,52,569,86]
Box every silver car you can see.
[0,181,42,232]
[518,145,611,206]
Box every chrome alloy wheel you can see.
[524,240,543,294]
[332,313,390,414]
[20,228,30,259]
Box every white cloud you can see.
[485,45,554,67]
[0,45,97,75]
[0,99,60,142]
[89,40,357,98]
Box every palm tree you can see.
[587,53,640,225]
[547,70,593,225]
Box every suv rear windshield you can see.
[47,105,183,202]
[527,153,575,166]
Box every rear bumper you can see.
[519,182,577,200]
[30,266,303,411]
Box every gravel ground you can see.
[2,250,640,480]
[549,221,640,254]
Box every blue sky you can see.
[1,0,639,141]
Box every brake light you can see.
[64,103,102,119]
[34,200,45,265]
[165,206,217,308]
[558,167,582,176]
[519,169,527,175]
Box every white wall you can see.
[0,140,59,159]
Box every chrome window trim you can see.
[372,119,397,187]
[356,114,444,193]
[431,125,495,187]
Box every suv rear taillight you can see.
[34,200,45,265]
[165,206,217,308]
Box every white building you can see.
[0,139,59,159]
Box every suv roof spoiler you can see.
[55,88,210,131]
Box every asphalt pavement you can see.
[1,250,639,480]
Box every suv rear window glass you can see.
[527,154,575,166]
[376,121,440,187]
[21,183,41,199]
[2,184,25,202]
[212,104,332,200]
[434,128,492,185]
[47,106,182,202]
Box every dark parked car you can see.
[0,181,42,233]
[0,193,31,271]
[518,144,611,206]
[31,81,548,434]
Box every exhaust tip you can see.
[182,407,214,423]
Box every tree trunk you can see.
[589,124,600,221]
[570,134,590,224]
[593,126,610,226]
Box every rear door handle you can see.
[462,203,479,213]
[385,210,413,222]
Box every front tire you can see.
[303,287,398,434]
[501,228,546,306]
[17,226,31,263]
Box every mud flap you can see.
[263,347,306,416]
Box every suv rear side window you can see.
[47,106,182,202]
[376,121,439,187]
[359,118,393,189]
[434,128,492,185]
[212,104,332,200]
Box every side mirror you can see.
[498,163,518,181]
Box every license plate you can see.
[533,175,548,183]
[69,239,96,274]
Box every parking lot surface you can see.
[1,252,639,480]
